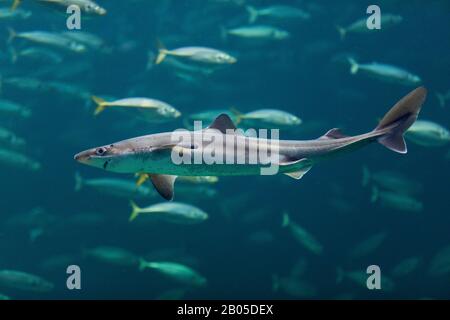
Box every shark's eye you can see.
[96,147,107,156]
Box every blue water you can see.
[0,0,449,300]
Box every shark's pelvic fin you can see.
[280,158,314,180]
[208,114,237,133]
[150,174,178,200]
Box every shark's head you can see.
[74,136,176,174]
[74,142,137,173]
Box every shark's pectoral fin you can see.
[208,114,237,133]
[150,174,178,200]
[279,158,314,180]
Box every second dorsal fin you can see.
[320,128,348,140]
[208,114,237,134]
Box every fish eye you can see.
[95,147,107,156]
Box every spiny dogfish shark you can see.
[75,87,427,201]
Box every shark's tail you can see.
[374,87,427,154]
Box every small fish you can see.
[405,120,450,147]
[223,25,290,40]
[0,126,26,148]
[371,187,423,212]
[178,176,219,184]
[91,96,181,119]
[156,43,236,65]
[391,257,422,277]
[0,270,54,293]
[428,245,450,276]
[362,166,423,195]
[8,28,86,53]
[336,267,395,291]
[0,7,31,20]
[31,0,106,16]
[347,58,421,86]
[0,99,31,118]
[47,81,91,101]
[348,232,387,259]
[185,109,239,128]
[85,246,140,268]
[74,172,154,199]
[337,14,403,39]
[11,47,63,64]
[129,201,209,224]
[0,148,41,171]
[246,5,310,24]
[272,274,317,298]
[1,77,48,93]
[39,254,80,271]
[234,108,302,127]
[61,31,106,50]
[139,260,207,287]
[282,213,323,255]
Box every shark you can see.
[75,87,427,200]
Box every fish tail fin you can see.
[7,27,17,44]
[282,212,290,228]
[347,57,358,74]
[435,92,445,108]
[375,87,427,154]
[74,172,83,192]
[155,40,168,64]
[138,258,150,271]
[362,165,371,187]
[136,173,149,187]
[246,6,258,23]
[370,186,379,203]
[11,0,21,10]
[229,107,244,124]
[336,26,346,40]
[129,201,141,222]
[336,267,345,284]
[92,95,107,115]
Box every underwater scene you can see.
[0,0,449,300]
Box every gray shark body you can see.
[75,87,427,200]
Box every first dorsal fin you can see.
[320,128,348,140]
[208,114,237,134]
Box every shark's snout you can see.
[74,150,92,164]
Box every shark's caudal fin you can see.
[375,87,427,154]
